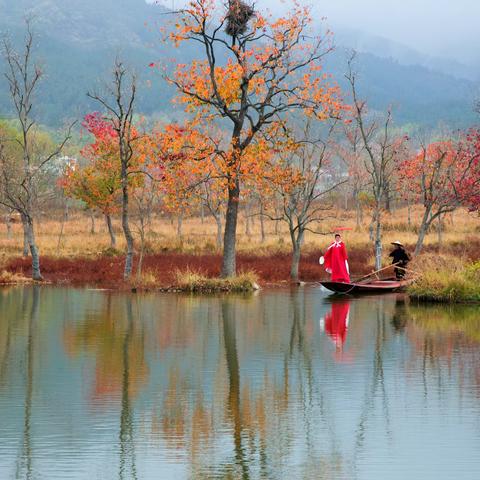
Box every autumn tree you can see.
[346,54,408,270]
[87,59,138,278]
[0,23,71,279]
[163,0,341,276]
[399,136,480,254]
[61,113,123,248]
[264,119,344,280]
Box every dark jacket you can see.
[389,247,410,266]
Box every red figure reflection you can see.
[320,300,350,350]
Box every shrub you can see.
[173,267,259,293]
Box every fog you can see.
[151,0,479,66]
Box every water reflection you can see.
[320,300,350,349]
[0,287,479,479]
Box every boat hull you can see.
[320,279,412,294]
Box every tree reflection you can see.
[15,286,39,480]
[222,300,249,479]
[407,303,480,399]
[119,296,137,480]
[353,298,392,476]
[62,293,148,403]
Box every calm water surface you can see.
[0,286,479,479]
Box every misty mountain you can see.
[334,27,479,82]
[0,0,478,129]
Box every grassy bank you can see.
[408,255,480,303]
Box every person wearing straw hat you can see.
[389,241,411,279]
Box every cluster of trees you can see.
[1,1,480,282]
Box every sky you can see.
[150,0,479,66]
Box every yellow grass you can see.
[0,269,31,284]
[408,254,480,303]
[173,267,259,292]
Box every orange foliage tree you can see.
[161,0,342,276]
[61,113,122,248]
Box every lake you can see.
[0,286,479,479]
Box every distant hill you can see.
[0,0,478,129]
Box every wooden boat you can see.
[320,278,413,294]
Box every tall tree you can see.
[346,54,408,270]
[0,22,71,280]
[60,113,123,248]
[88,59,138,278]
[163,0,341,276]
[264,119,344,280]
[399,137,480,254]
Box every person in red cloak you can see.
[319,233,350,283]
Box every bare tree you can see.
[345,54,407,270]
[133,175,158,280]
[88,59,137,279]
[0,22,71,280]
[337,123,370,230]
[265,120,344,281]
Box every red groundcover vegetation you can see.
[5,238,479,289]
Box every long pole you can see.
[354,263,398,283]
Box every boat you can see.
[320,278,413,294]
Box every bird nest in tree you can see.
[225,0,255,37]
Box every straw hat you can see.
[391,240,403,246]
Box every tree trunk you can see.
[177,213,183,240]
[374,208,382,270]
[21,213,29,257]
[105,214,116,248]
[221,179,240,278]
[259,202,266,243]
[215,213,223,250]
[5,214,12,239]
[437,215,443,248]
[200,202,205,224]
[384,181,392,213]
[369,218,374,242]
[121,183,134,279]
[25,217,42,281]
[56,203,68,251]
[89,211,95,235]
[415,205,432,255]
[407,195,412,229]
[136,232,145,280]
[245,208,251,236]
[289,226,304,281]
[355,191,362,231]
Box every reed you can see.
[408,254,480,303]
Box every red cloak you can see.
[323,241,350,283]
